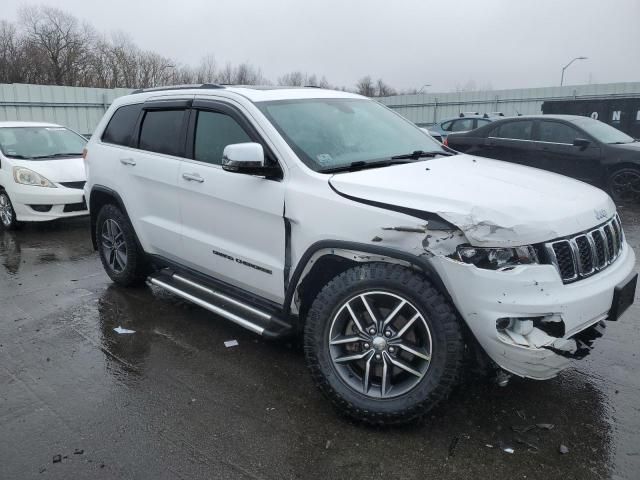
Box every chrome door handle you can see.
[182,173,204,183]
[120,158,136,166]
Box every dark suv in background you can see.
[445,115,640,202]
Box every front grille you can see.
[545,215,624,283]
[59,181,86,190]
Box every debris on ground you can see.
[536,423,555,430]
[503,447,515,454]
[52,454,61,463]
[325,440,331,449]
[113,326,135,334]
[448,436,460,457]
[559,444,570,454]
[485,444,494,448]
[73,449,84,455]
[515,436,539,451]
[224,340,239,348]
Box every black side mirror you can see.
[573,138,591,149]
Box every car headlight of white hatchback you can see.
[457,245,539,270]
[13,167,57,188]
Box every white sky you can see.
[3,0,639,91]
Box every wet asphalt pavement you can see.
[1,208,640,480]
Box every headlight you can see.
[13,167,56,188]
[457,245,538,270]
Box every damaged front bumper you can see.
[430,242,636,380]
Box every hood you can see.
[329,155,615,247]
[11,157,86,183]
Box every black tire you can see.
[0,190,22,230]
[607,167,640,203]
[95,203,149,287]
[304,263,464,426]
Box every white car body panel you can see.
[329,155,615,247]
[85,87,636,381]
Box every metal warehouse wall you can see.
[377,82,640,126]
[0,83,131,136]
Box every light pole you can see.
[418,84,431,93]
[560,57,587,86]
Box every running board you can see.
[147,270,293,338]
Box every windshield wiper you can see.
[30,152,83,159]
[391,150,451,160]
[4,154,34,159]
[319,159,413,174]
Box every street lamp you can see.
[560,57,587,86]
[418,84,431,93]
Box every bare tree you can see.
[356,76,376,97]
[19,6,91,85]
[376,78,396,97]
[0,4,400,93]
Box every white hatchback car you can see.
[0,121,88,229]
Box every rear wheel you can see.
[304,263,464,425]
[607,167,640,203]
[0,191,21,230]
[96,204,148,286]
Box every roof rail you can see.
[130,84,225,94]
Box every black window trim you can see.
[184,99,283,179]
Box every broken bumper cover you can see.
[432,242,636,380]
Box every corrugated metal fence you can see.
[378,82,640,126]
[0,83,131,136]
[2,82,640,134]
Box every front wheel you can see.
[304,263,464,425]
[0,191,21,230]
[607,167,640,203]
[96,204,149,287]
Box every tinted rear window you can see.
[139,109,187,156]
[102,104,143,146]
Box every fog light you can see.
[29,204,52,212]
[496,317,534,336]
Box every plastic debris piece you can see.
[448,436,460,457]
[73,449,84,455]
[113,326,135,334]
[512,425,536,434]
[485,444,494,448]
[52,455,62,463]
[503,447,514,454]
[559,444,569,454]
[536,423,555,430]
[224,340,239,348]
[325,440,331,449]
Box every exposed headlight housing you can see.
[13,167,56,188]
[457,245,538,270]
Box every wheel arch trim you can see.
[284,240,449,316]
[89,185,141,251]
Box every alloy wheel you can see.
[328,291,433,399]
[101,219,127,273]
[610,169,640,203]
[0,193,14,227]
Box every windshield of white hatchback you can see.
[0,127,87,160]
[257,98,445,172]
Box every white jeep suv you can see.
[85,85,637,425]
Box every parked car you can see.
[0,122,88,229]
[427,113,504,142]
[445,115,640,202]
[85,85,636,425]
